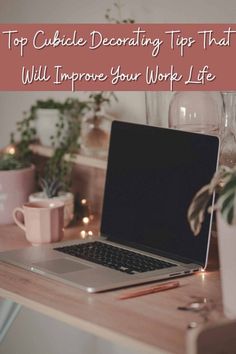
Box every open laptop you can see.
[0,121,219,293]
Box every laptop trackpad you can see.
[33,259,91,274]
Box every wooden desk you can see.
[0,225,223,354]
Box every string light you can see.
[81,199,87,205]
[80,230,87,239]
[3,144,17,155]
[80,230,94,239]
[79,198,94,239]
[82,216,90,225]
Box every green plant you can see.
[105,0,135,23]
[0,153,30,171]
[39,177,63,199]
[88,91,117,112]
[12,99,64,162]
[13,98,89,198]
[40,146,72,198]
[14,112,37,163]
[43,98,88,197]
[14,98,87,157]
[188,166,236,236]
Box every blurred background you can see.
[0,1,235,354]
[0,0,235,148]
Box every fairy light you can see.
[80,230,93,239]
[82,216,90,225]
[80,230,87,239]
[8,146,16,155]
[80,198,93,237]
[4,144,16,155]
[199,268,206,281]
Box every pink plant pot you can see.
[0,165,35,224]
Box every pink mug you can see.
[13,200,64,245]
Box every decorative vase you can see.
[0,165,35,224]
[168,92,223,135]
[217,212,236,319]
[219,92,236,167]
[80,109,112,158]
[29,191,74,228]
[145,91,174,127]
[35,108,61,147]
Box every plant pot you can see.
[29,191,74,228]
[35,108,60,147]
[217,212,236,319]
[0,165,35,224]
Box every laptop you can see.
[0,121,219,293]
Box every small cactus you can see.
[39,177,63,198]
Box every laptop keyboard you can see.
[54,241,176,275]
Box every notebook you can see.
[0,121,219,292]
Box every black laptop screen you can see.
[101,121,219,266]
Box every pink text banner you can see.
[0,24,235,91]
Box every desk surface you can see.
[0,224,223,354]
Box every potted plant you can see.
[17,98,88,148]
[80,92,117,157]
[29,146,74,228]
[14,97,89,227]
[188,166,236,319]
[0,152,35,224]
[105,1,135,23]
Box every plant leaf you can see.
[219,173,236,225]
[187,185,212,236]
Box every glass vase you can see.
[145,92,175,127]
[80,109,112,158]
[168,92,223,135]
[219,92,236,167]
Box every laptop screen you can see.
[101,121,219,266]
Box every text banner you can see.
[0,24,235,91]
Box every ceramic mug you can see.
[13,200,64,245]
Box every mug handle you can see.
[13,207,26,232]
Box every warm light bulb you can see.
[4,144,16,155]
[81,199,87,205]
[200,268,206,281]
[82,216,90,225]
[88,231,93,236]
[8,147,16,155]
[80,230,87,239]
